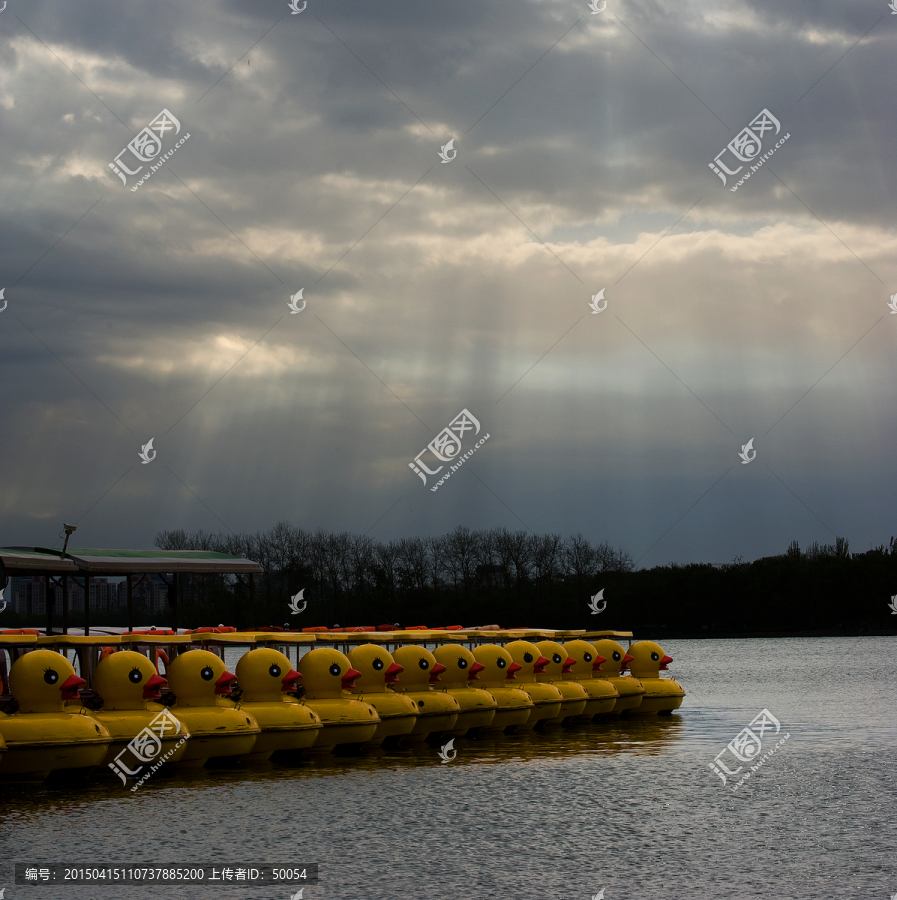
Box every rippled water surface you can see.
[1,637,895,900]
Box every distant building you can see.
[119,574,169,614]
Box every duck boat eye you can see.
[128,668,143,683]
[329,663,341,676]
[651,652,660,661]
[584,653,592,662]
[553,654,562,664]
[523,652,533,663]
[457,658,467,669]
[418,659,429,670]
[269,664,281,677]
[613,651,621,661]
[44,669,59,684]
[200,667,215,680]
[497,658,506,668]
[372,658,384,670]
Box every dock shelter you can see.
[0,547,262,634]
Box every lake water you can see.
[1,637,895,900]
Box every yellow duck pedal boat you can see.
[233,648,322,761]
[165,649,261,767]
[591,639,645,715]
[534,641,588,725]
[347,644,418,747]
[625,641,685,715]
[92,650,190,775]
[470,645,534,735]
[389,645,461,744]
[0,649,111,781]
[431,644,497,738]
[504,640,563,731]
[562,640,619,719]
[299,648,381,753]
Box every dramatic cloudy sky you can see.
[1,0,895,566]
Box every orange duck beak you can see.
[562,656,576,674]
[214,671,238,695]
[592,654,607,672]
[281,669,302,691]
[143,673,167,700]
[429,662,447,683]
[60,674,86,701]
[506,661,522,680]
[660,654,673,671]
[621,653,634,670]
[468,661,485,681]
[341,667,362,690]
[533,655,550,675]
[385,662,403,684]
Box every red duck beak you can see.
[341,667,362,690]
[142,673,167,700]
[562,656,576,674]
[60,674,86,701]
[214,671,238,695]
[592,655,607,672]
[429,662,447,683]
[468,661,485,681]
[622,653,634,669]
[506,661,522,680]
[385,662,403,684]
[533,655,550,674]
[281,669,302,691]
[660,654,673,670]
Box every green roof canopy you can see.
[0,547,261,576]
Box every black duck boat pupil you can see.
[129,668,143,683]
[651,652,659,661]
[269,664,281,677]
[523,652,533,663]
[329,663,341,676]
[553,654,562,664]
[613,651,621,661]
[373,658,383,670]
[497,658,506,668]
[200,667,215,680]
[584,653,592,662]
[44,669,58,684]
[458,658,467,668]
[418,659,429,670]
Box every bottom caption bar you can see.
[16,864,318,885]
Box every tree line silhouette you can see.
[8,525,896,635]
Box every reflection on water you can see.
[1,637,895,900]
